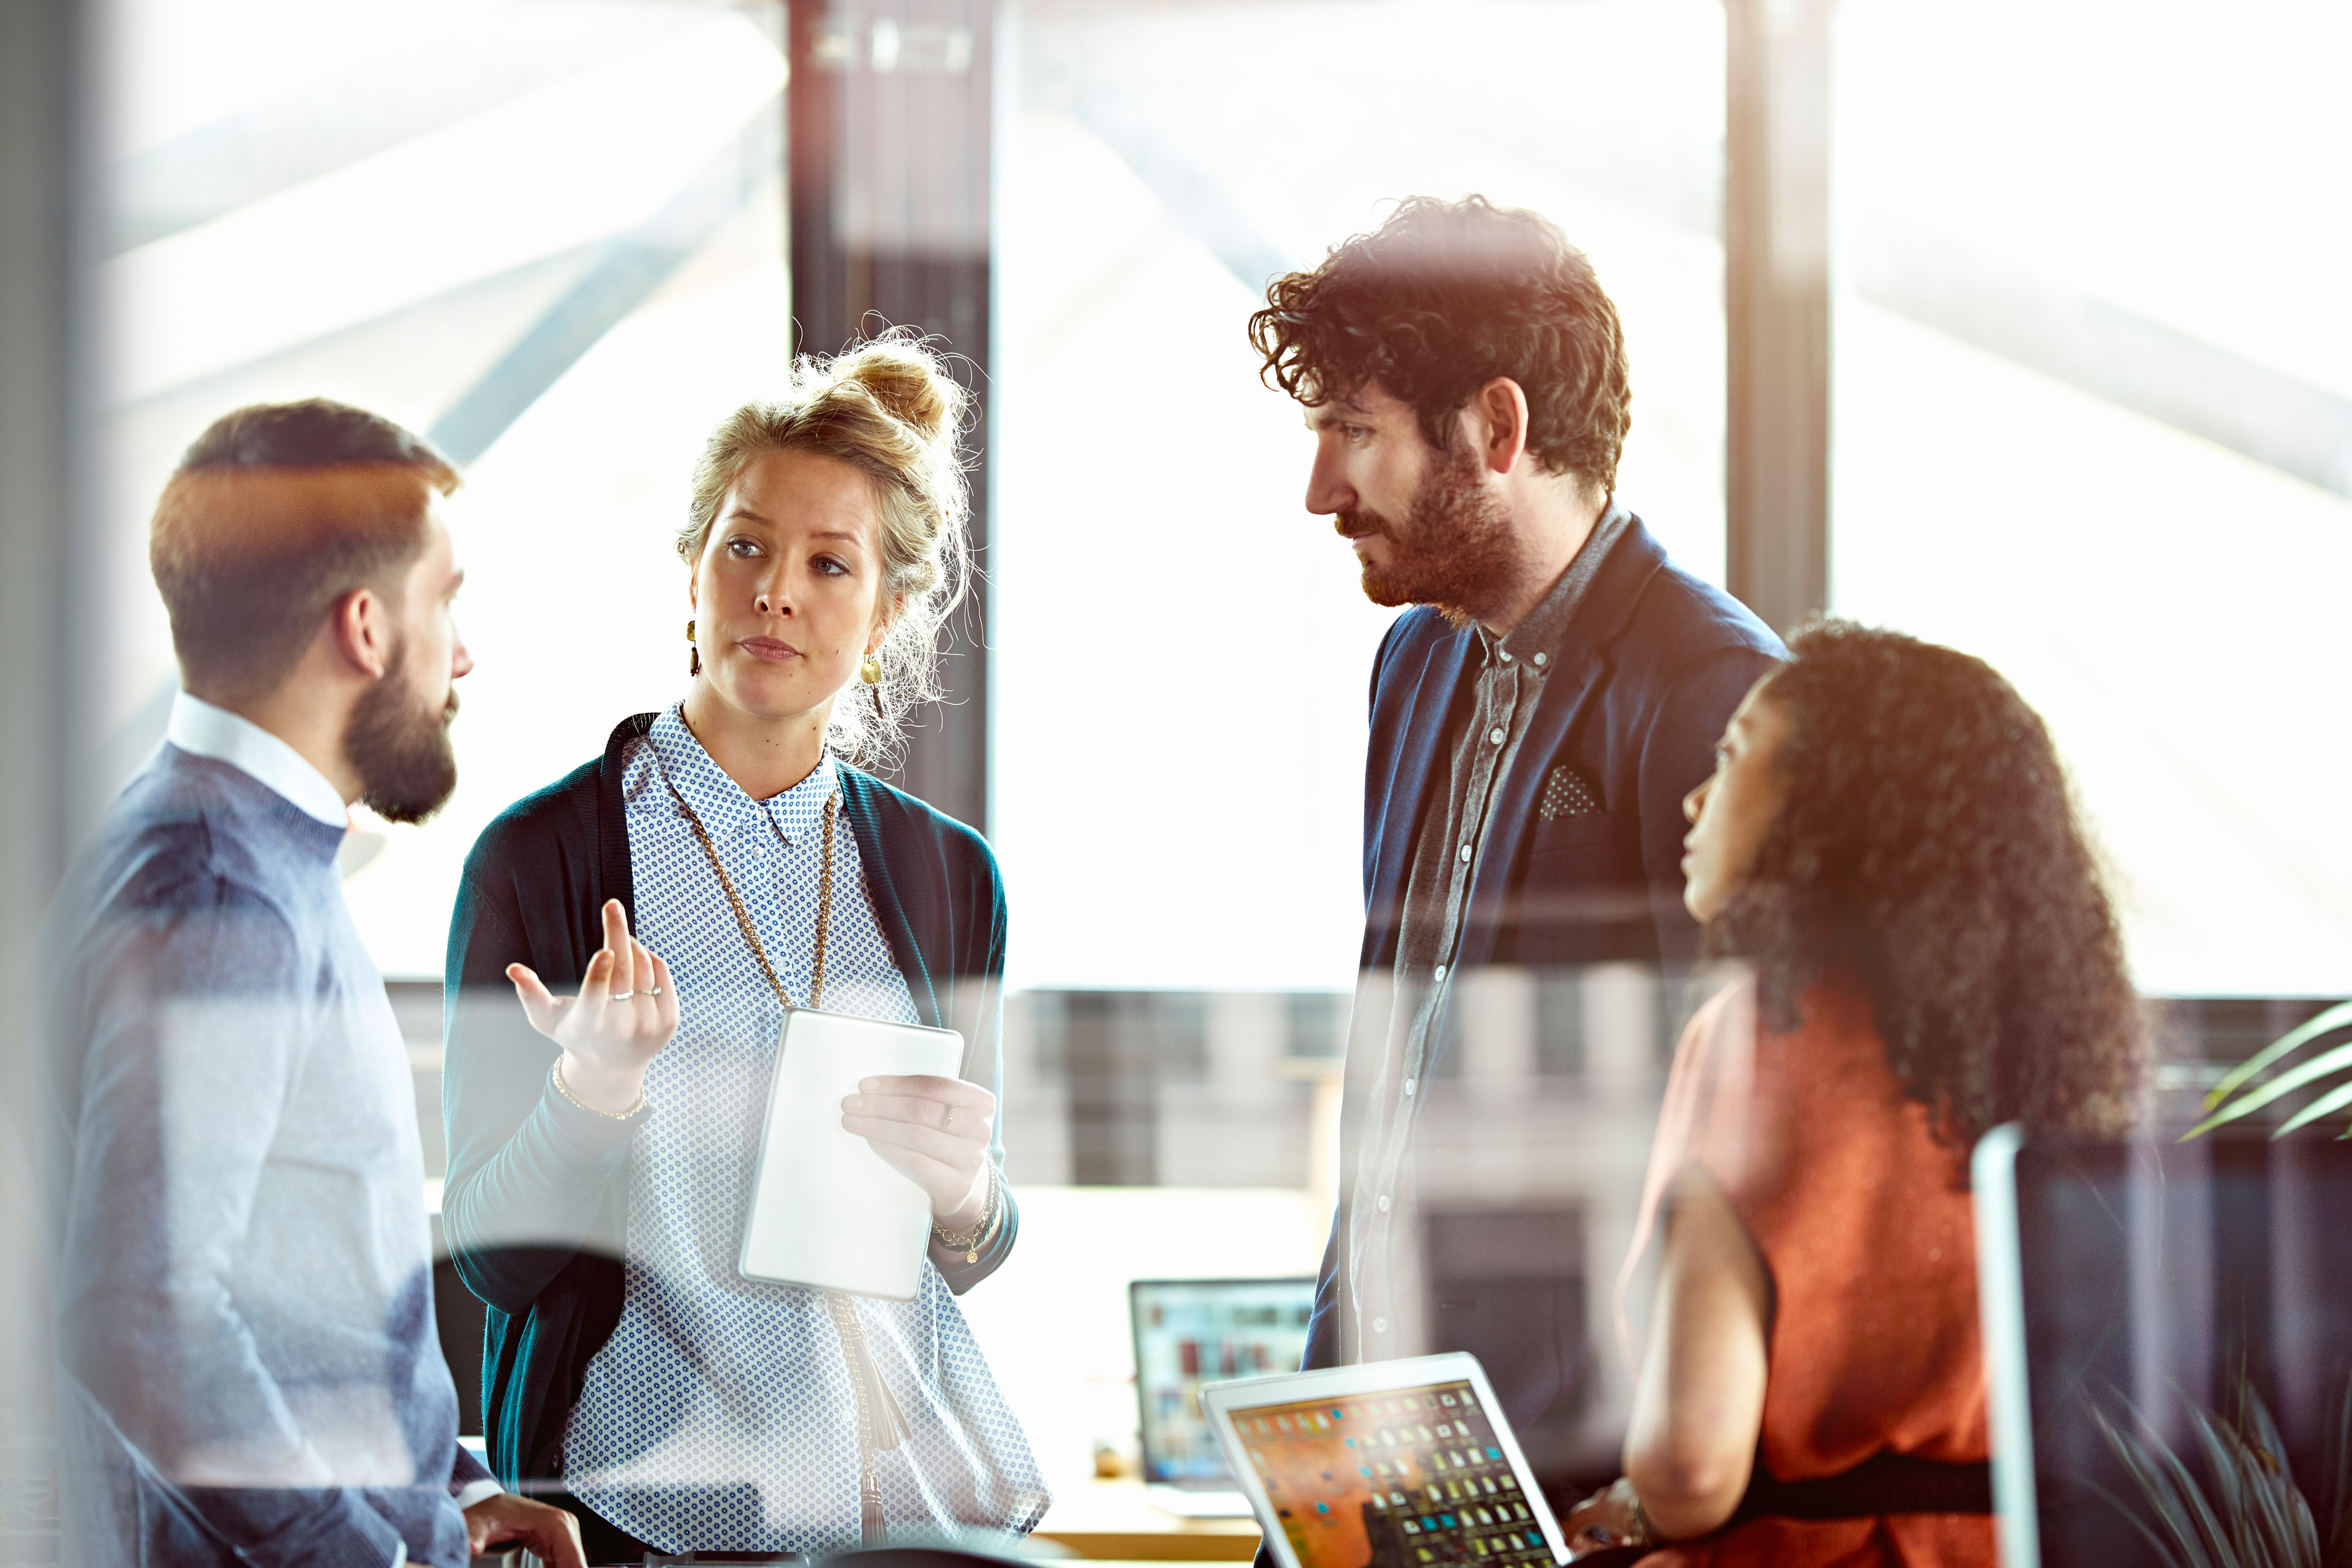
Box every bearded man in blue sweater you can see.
[36,401,584,1567]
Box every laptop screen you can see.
[1131,1277,1316,1487]
[1222,1376,1554,1568]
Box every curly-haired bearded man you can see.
[1247,195,1783,1497]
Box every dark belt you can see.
[1730,1452,1994,1523]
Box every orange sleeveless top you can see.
[1619,977,1994,1568]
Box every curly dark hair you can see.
[1713,622,2143,1145]
[1246,195,1632,492]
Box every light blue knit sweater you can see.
[37,744,485,1567]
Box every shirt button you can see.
[1497,650,1513,663]
[1378,1194,1392,1212]
[1433,963,1447,981]
[1488,726,1506,745]
[1372,1317,1390,1334]
[1403,1077,1417,1096]
[1458,843,1472,862]
[1532,652,1548,667]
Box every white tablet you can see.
[739,1006,965,1301]
[1199,1352,1569,1568]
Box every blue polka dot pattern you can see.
[560,707,1047,1553]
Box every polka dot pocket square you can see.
[1537,764,1605,821]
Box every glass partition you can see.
[90,0,791,1451]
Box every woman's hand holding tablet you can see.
[841,1074,997,1230]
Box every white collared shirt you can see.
[559,705,1046,1551]
[164,692,349,829]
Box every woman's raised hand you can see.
[841,1075,997,1234]
[507,899,679,1115]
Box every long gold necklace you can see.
[660,773,835,1010]
[654,748,898,1545]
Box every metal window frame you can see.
[1725,0,1834,638]
[786,0,994,835]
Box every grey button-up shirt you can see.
[1343,505,1633,1356]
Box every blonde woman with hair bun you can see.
[440,331,1046,1558]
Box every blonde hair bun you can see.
[828,333,964,450]
[675,324,974,779]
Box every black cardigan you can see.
[439,713,1019,1486]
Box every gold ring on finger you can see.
[640,986,662,997]
[940,1105,957,1132]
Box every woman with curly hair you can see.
[1562,622,2141,1565]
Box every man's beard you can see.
[344,641,459,825]
[1340,434,1523,627]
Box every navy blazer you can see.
[1310,518,1782,1463]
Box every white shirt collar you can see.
[165,691,349,829]
[644,704,836,846]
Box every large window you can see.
[1828,0,2352,998]
[95,0,791,979]
[991,0,1730,995]
[76,0,2347,1522]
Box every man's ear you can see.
[1468,377,1532,477]
[329,586,396,681]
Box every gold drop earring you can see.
[687,619,700,676]
[861,650,883,720]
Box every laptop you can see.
[1130,1277,1318,1517]
[1197,1351,1570,1568]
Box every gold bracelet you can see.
[550,1057,649,1121]
[932,1170,1000,1263]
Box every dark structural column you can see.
[1725,0,1833,637]
[786,0,993,834]
[1,0,91,1550]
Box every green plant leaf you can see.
[2204,1000,2352,1109]
[2095,1379,2345,1568]
[2095,1401,2227,1568]
[2277,1079,2352,1139]
[2324,1379,2352,1565]
[2188,1039,2352,1140]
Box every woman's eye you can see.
[813,556,849,577]
[726,537,761,558]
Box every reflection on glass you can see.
[94,0,791,980]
